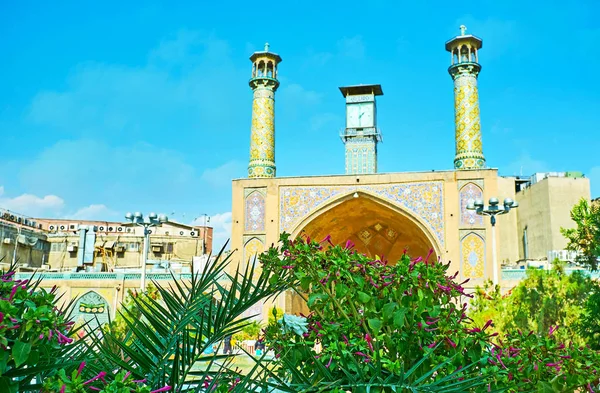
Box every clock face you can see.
[347,102,375,129]
[359,103,374,128]
[346,104,360,128]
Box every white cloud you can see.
[192,211,232,252]
[70,204,118,221]
[11,139,197,207]
[337,36,365,59]
[200,161,245,188]
[0,191,65,217]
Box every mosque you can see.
[229,26,591,313]
[4,26,591,324]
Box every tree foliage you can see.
[561,198,600,271]
[261,234,600,392]
[469,262,597,347]
[579,283,600,350]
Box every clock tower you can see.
[340,84,383,175]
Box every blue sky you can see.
[1,1,599,248]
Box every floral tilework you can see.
[245,190,266,232]
[460,231,485,279]
[243,236,265,267]
[459,183,484,226]
[279,182,444,246]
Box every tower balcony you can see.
[340,127,383,143]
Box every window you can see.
[129,242,140,251]
[167,243,174,253]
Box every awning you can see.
[104,241,115,249]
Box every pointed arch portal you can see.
[293,193,439,263]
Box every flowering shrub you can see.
[0,268,76,392]
[261,233,600,392]
[42,362,171,393]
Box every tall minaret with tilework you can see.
[446,26,486,170]
[248,43,281,178]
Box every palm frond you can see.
[82,245,288,391]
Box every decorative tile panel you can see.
[460,231,485,279]
[243,235,265,266]
[244,189,266,232]
[279,182,444,246]
[459,182,484,226]
[248,87,276,178]
[452,70,485,169]
[72,291,110,330]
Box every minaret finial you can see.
[460,25,467,36]
[264,42,270,51]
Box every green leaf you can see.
[335,283,349,298]
[300,276,312,291]
[353,275,365,289]
[0,377,18,393]
[393,309,406,328]
[12,341,31,368]
[382,302,397,322]
[368,318,383,333]
[308,292,326,307]
[357,291,371,303]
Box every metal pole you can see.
[140,227,150,290]
[491,217,498,286]
[12,226,21,265]
[203,214,207,255]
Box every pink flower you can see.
[76,361,86,377]
[344,239,355,249]
[320,235,333,245]
[84,371,107,385]
[150,387,172,393]
[446,338,457,348]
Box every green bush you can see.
[260,233,600,392]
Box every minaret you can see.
[445,25,485,170]
[248,43,282,178]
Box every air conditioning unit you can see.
[179,231,185,236]
[98,226,105,232]
[69,223,79,231]
[107,226,114,232]
[126,227,132,233]
[24,219,30,226]
[190,231,199,237]
[151,243,163,253]
[49,225,56,231]
[59,224,67,231]
[17,217,22,224]
[30,221,36,228]
[9,215,15,221]
[116,226,124,233]
[38,224,42,229]
[3,238,13,245]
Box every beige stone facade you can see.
[230,170,591,316]
[516,176,590,261]
[36,219,213,272]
